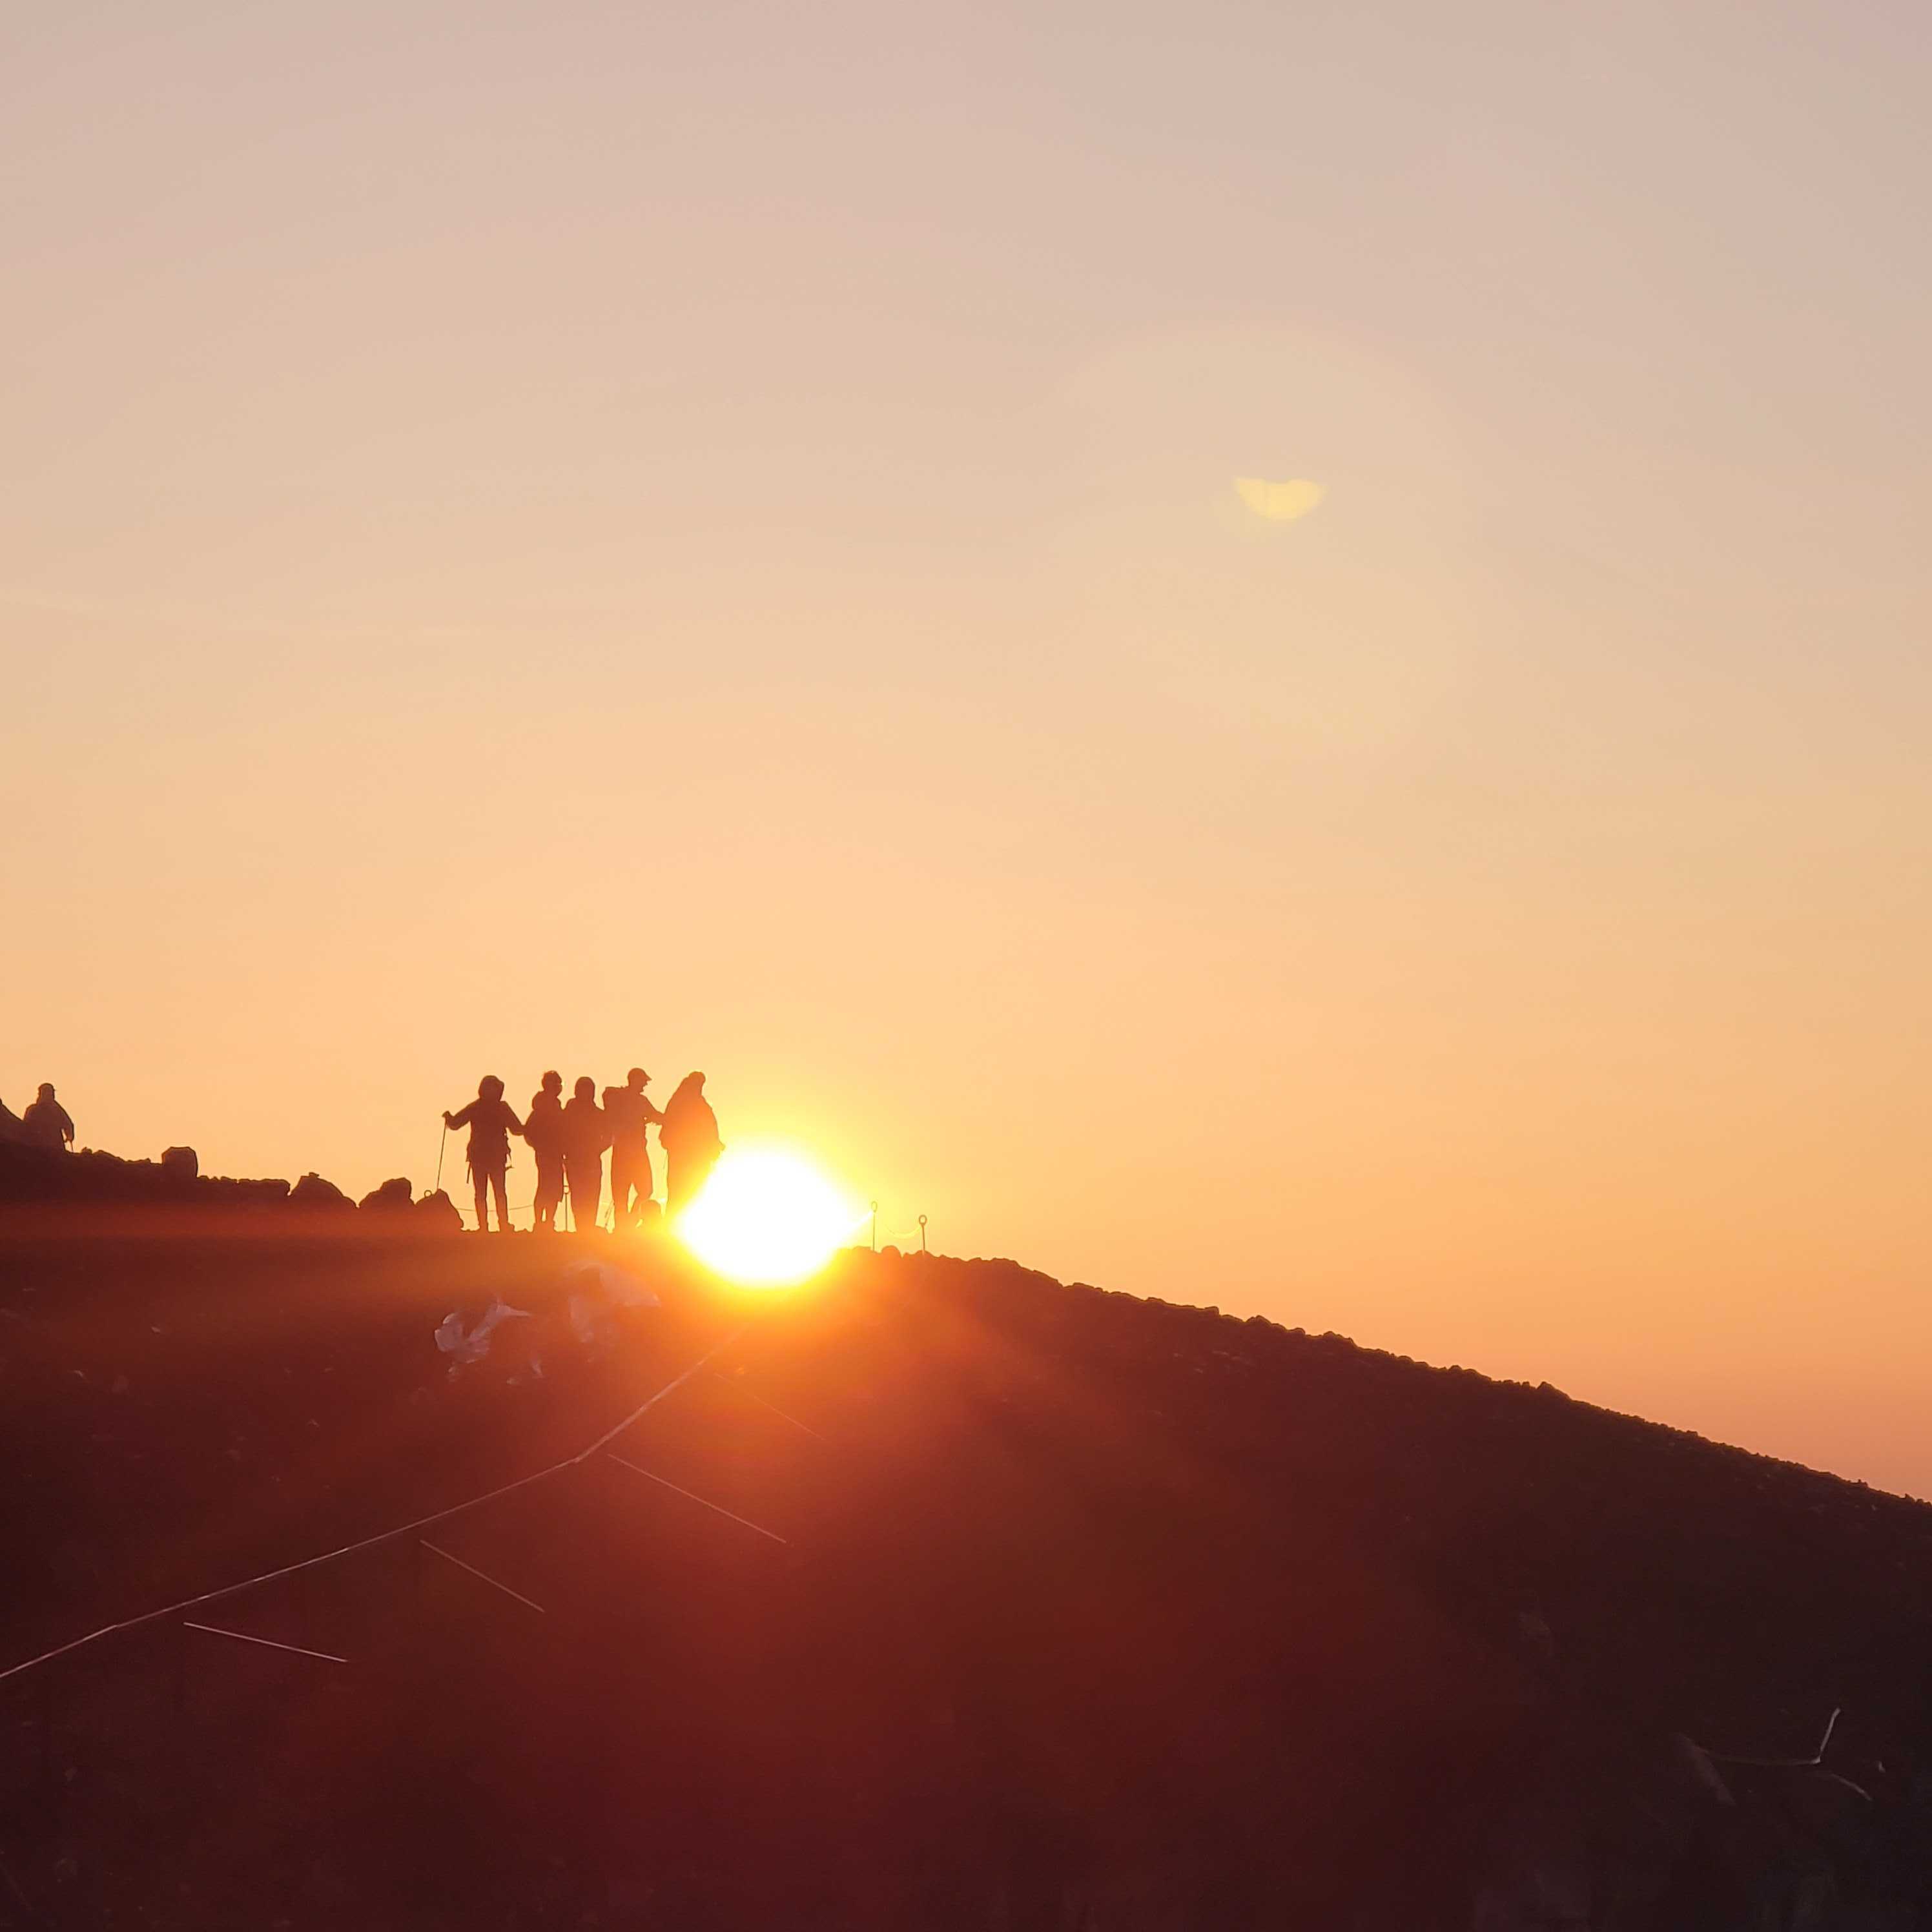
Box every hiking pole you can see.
[435,1122,447,1194]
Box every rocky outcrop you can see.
[0,1141,457,1229]
[0,1141,290,1210]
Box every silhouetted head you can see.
[37,1083,55,1102]
[478,1075,504,1102]
[626,1067,650,1091]
[573,1076,596,1102]
[540,1070,562,1096]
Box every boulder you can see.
[357,1177,415,1215]
[415,1188,464,1235]
[160,1146,199,1184]
[288,1171,355,1213]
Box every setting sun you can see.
[675,1147,861,1286]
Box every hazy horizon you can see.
[8,2,1931,1497]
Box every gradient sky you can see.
[7,3,1931,1493]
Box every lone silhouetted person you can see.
[602,1068,664,1231]
[23,1084,75,1153]
[524,1071,566,1233]
[659,1072,722,1217]
[560,1076,609,1231]
[442,1076,524,1233]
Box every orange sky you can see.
[6,3,1930,1495]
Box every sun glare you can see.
[675,1147,861,1286]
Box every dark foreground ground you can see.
[6,1220,1932,1929]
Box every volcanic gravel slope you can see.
[5,1231,1932,1929]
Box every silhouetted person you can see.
[23,1084,74,1153]
[525,1071,566,1233]
[601,1067,664,1231]
[560,1076,609,1232]
[442,1076,524,1233]
[659,1073,723,1216]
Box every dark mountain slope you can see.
[4,1228,1930,1928]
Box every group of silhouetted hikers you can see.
[0,1084,76,1154]
[441,1070,721,1235]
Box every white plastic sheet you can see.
[562,1257,659,1354]
[562,1257,659,1308]
[433,1297,533,1365]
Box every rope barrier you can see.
[1698,1707,1841,1769]
[181,1621,349,1666]
[569,1333,741,1465]
[706,1369,828,1444]
[0,1325,745,1687]
[606,1454,789,1546]
[420,1540,545,1616]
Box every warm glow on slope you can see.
[676,1147,862,1286]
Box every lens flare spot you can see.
[1235,475,1326,522]
[676,1148,860,1286]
